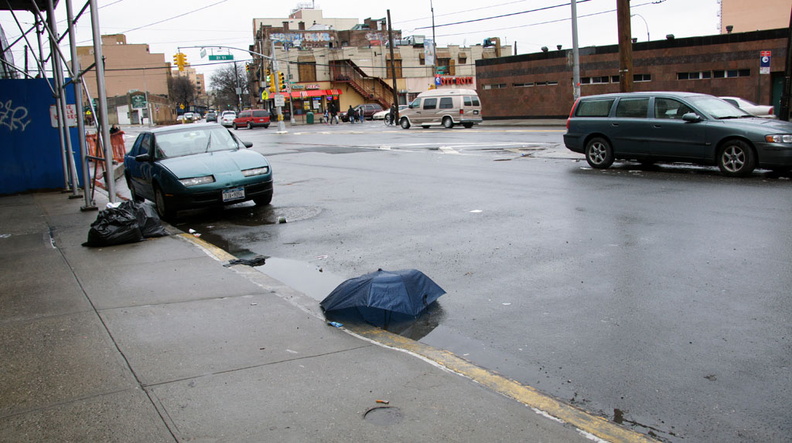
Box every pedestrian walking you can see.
[347,105,356,124]
[329,102,339,124]
[388,103,398,126]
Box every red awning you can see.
[287,89,342,99]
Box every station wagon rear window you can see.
[614,98,649,118]
[575,99,614,117]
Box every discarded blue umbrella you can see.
[320,269,446,327]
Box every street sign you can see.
[209,54,234,61]
[261,89,269,101]
[200,48,207,59]
[760,51,771,75]
[274,94,285,107]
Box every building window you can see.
[581,76,612,84]
[678,71,712,80]
[634,74,652,82]
[713,69,751,78]
[483,84,507,90]
[513,82,535,87]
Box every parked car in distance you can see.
[398,88,482,129]
[373,104,408,121]
[205,111,217,122]
[123,123,273,220]
[564,91,792,177]
[719,96,775,118]
[233,109,271,129]
[220,111,236,127]
[341,103,384,122]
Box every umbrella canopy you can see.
[320,269,446,326]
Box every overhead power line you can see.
[415,0,592,30]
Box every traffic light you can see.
[278,71,286,91]
[268,69,276,93]
[265,69,271,85]
[173,52,187,71]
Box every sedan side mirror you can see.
[682,112,702,122]
[134,153,152,162]
[243,141,253,148]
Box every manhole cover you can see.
[363,406,404,425]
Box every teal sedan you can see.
[124,124,273,220]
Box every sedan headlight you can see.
[242,166,269,177]
[765,134,792,143]
[179,175,215,186]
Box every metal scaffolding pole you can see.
[65,0,95,209]
[88,0,116,202]
[46,0,80,196]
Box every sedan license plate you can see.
[222,186,245,202]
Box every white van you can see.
[398,88,482,129]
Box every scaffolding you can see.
[1,0,117,209]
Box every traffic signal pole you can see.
[271,39,287,134]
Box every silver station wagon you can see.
[563,92,792,176]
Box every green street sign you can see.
[209,54,234,61]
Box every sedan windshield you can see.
[154,127,242,158]
[688,96,753,120]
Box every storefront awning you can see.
[288,89,342,99]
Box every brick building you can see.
[247,7,509,119]
[476,28,789,119]
[76,34,174,124]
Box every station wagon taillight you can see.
[566,98,580,129]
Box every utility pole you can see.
[779,9,792,121]
[387,10,399,112]
[571,0,581,100]
[617,0,634,92]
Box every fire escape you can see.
[330,60,393,108]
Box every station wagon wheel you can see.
[233,123,238,130]
[585,137,614,169]
[462,123,473,128]
[154,186,176,220]
[400,117,410,129]
[718,139,755,177]
[442,116,454,129]
[247,122,253,129]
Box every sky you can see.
[1,0,722,86]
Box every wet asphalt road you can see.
[167,122,792,442]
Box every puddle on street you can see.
[254,257,445,341]
[180,204,444,340]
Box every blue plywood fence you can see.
[0,78,80,194]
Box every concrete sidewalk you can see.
[0,188,651,442]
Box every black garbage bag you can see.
[82,201,169,247]
[83,203,144,247]
[125,201,168,238]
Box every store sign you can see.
[437,76,474,86]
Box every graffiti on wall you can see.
[0,99,31,131]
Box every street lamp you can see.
[631,14,650,42]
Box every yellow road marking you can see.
[346,324,657,443]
